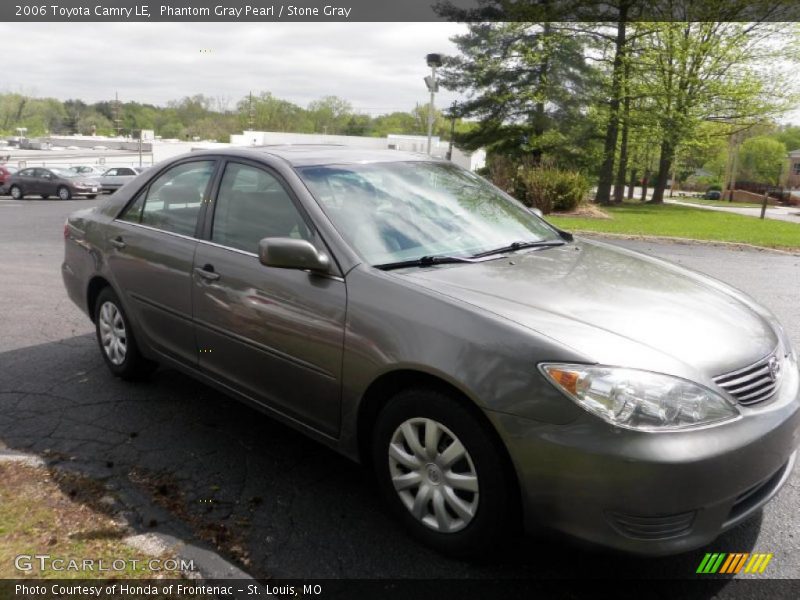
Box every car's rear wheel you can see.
[58,186,71,201]
[10,185,22,200]
[94,287,156,379]
[372,388,519,557]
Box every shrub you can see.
[517,166,590,214]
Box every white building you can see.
[229,130,486,171]
[9,131,486,173]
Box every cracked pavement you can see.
[1,197,799,582]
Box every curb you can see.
[1,450,258,592]
[571,231,800,256]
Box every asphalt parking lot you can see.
[1,196,799,585]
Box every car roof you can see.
[200,144,439,167]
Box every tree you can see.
[438,21,596,163]
[237,92,309,133]
[775,126,800,152]
[637,18,798,203]
[737,136,787,184]
[593,1,635,204]
[307,95,353,134]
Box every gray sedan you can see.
[62,146,799,557]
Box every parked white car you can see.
[67,165,107,179]
[99,166,147,193]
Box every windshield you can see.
[298,161,560,266]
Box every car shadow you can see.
[0,334,763,591]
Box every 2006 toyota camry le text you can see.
[62,146,799,557]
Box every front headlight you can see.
[540,364,740,431]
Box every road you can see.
[1,197,799,586]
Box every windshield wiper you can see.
[375,254,485,271]
[471,239,566,258]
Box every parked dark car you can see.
[7,167,100,200]
[704,189,722,200]
[0,164,18,193]
[62,147,799,558]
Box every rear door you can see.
[39,169,58,196]
[106,159,218,364]
[191,159,346,436]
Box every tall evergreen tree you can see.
[438,22,595,162]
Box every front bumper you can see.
[488,362,800,556]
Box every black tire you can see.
[87,194,97,199]
[94,287,156,380]
[57,186,72,201]
[10,185,23,200]
[40,194,49,199]
[372,388,519,558]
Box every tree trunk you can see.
[627,168,637,200]
[594,14,628,205]
[640,171,649,202]
[649,137,675,204]
[613,92,630,204]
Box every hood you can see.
[398,239,777,379]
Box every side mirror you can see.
[258,237,330,273]
[529,207,544,218]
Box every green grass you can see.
[548,201,800,250]
[669,196,765,209]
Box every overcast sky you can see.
[0,23,468,115]
[2,22,798,125]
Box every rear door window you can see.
[119,160,215,237]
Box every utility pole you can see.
[248,91,254,130]
[761,163,782,220]
[112,92,122,137]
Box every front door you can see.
[107,159,217,364]
[191,160,346,436]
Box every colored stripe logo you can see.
[696,552,773,574]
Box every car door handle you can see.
[110,236,126,250]
[194,265,220,281]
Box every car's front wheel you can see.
[94,287,156,379]
[372,388,519,557]
[58,186,72,201]
[9,185,22,199]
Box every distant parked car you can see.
[0,165,18,193]
[68,165,107,178]
[99,167,146,193]
[6,167,100,200]
[704,190,722,200]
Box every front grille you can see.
[607,511,695,540]
[713,349,782,406]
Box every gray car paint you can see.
[62,146,800,555]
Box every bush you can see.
[517,166,590,214]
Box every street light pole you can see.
[424,53,443,156]
[446,101,457,161]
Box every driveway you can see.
[666,198,800,224]
[0,198,798,587]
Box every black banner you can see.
[3,579,800,600]
[3,0,800,22]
